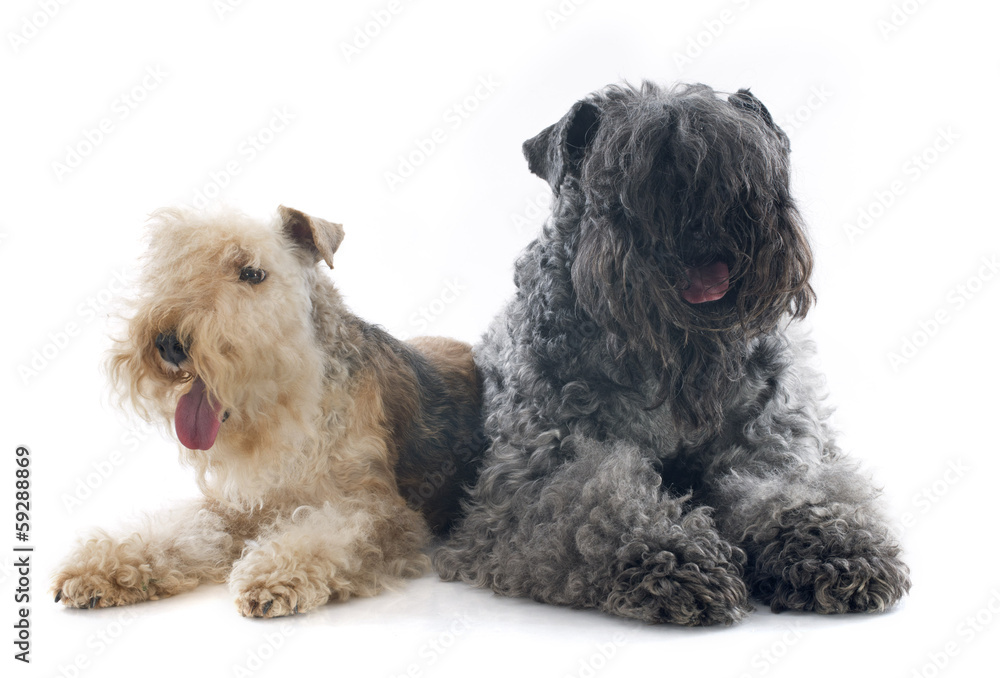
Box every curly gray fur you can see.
[434,82,909,625]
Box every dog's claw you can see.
[261,600,272,616]
[293,604,298,614]
[89,596,100,609]
[55,590,63,603]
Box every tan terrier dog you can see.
[53,206,482,617]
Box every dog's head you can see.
[108,205,343,453]
[523,82,814,433]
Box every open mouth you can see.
[682,261,730,304]
[174,376,225,450]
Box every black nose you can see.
[155,333,187,366]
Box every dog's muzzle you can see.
[154,332,230,450]
[682,261,730,304]
[156,332,188,367]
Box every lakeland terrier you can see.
[54,205,482,617]
[434,82,910,625]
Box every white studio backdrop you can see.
[2,1,999,677]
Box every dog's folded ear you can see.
[523,100,601,192]
[728,89,775,124]
[728,89,790,150]
[278,205,344,269]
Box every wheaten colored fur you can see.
[53,206,481,617]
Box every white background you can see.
[3,0,999,676]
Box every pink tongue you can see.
[174,377,223,450]
[682,262,730,303]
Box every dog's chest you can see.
[589,387,683,458]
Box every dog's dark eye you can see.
[239,267,267,284]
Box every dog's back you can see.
[350,322,484,535]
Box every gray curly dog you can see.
[434,82,910,625]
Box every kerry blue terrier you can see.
[434,82,910,626]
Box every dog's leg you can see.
[53,501,240,608]
[435,438,751,626]
[229,495,429,618]
[708,438,910,614]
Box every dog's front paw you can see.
[750,506,911,614]
[606,546,752,626]
[603,511,753,627]
[233,578,332,618]
[230,554,331,618]
[53,537,156,609]
[760,552,910,614]
[234,583,304,618]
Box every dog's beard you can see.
[648,329,748,437]
[572,210,811,437]
[579,273,750,436]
